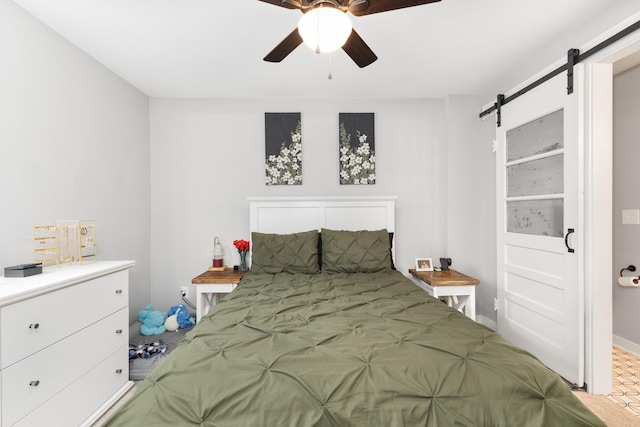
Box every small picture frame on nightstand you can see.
[415,258,433,272]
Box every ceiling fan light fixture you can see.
[298,7,352,54]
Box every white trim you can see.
[476,314,497,331]
[583,63,614,394]
[80,381,135,427]
[613,335,640,358]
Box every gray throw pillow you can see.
[251,230,320,274]
[321,228,392,273]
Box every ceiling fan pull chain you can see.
[315,6,321,53]
[328,53,333,80]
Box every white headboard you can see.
[248,196,397,259]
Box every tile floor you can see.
[609,345,640,418]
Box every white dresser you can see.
[0,261,135,426]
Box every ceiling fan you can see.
[260,0,441,68]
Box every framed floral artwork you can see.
[265,112,302,185]
[339,113,375,185]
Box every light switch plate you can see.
[622,209,640,225]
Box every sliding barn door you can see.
[496,68,584,386]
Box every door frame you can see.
[584,27,640,394]
[583,61,613,394]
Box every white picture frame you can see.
[415,258,433,271]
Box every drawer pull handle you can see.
[115,289,123,294]
[29,323,40,329]
[115,369,123,374]
[29,380,40,387]
[115,329,123,334]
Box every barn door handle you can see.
[565,228,575,253]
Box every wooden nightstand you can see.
[192,269,246,323]
[408,268,480,320]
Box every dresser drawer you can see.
[14,346,130,427]
[0,269,128,368]
[1,307,128,426]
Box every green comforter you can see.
[104,271,604,426]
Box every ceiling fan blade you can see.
[342,29,377,68]
[264,29,303,62]
[257,0,301,9]
[349,0,440,16]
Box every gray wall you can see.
[0,1,152,322]
[149,97,496,316]
[612,64,640,348]
[445,96,497,325]
[150,98,440,310]
[148,96,500,320]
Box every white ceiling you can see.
[11,0,634,99]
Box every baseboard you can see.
[80,380,135,427]
[476,314,497,331]
[613,334,640,357]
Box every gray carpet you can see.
[128,321,194,381]
[129,320,194,349]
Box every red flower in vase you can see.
[233,239,250,270]
[233,240,250,252]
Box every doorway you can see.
[610,59,640,360]
[585,31,640,394]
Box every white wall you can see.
[445,95,497,325]
[149,98,458,310]
[481,0,640,106]
[612,64,640,348]
[0,1,151,322]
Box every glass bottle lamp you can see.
[212,237,224,268]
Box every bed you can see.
[103,197,604,426]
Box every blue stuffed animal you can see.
[165,304,195,331]
[137,304,168,336]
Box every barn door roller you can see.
[566,48,580,95]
